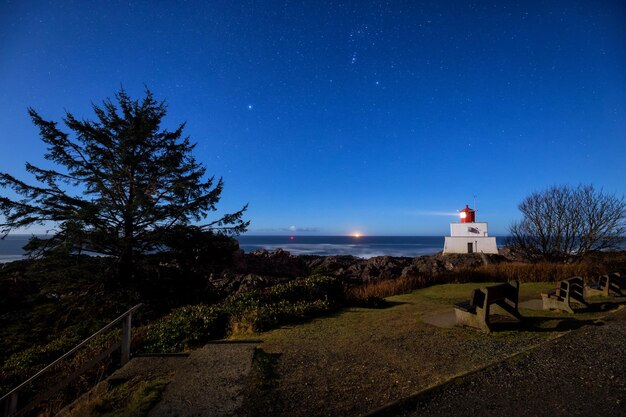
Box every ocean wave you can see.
[0,255,27,263]
[239,243,441,258]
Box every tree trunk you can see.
[118,248,134,282]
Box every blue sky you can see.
[1,0,624,236]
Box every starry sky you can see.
[0,0,624,236]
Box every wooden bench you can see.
[454,281,523,333]
[541,276,588,313]
[585,272,624,297]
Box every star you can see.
[247,104,253,110]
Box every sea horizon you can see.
[0,234,511,261]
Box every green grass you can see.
[61,377,169,417]
[233,282,620,417]
[239,348,283,417]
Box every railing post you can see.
[121,313,132,365]
[5,392,18,416]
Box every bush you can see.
[0,330,121,403]
[266,275,344,304]
[139,275,344,352]
[225,275,342,334]
[234,299,333,333]
[2,335,79,383]
[140,305,228,353]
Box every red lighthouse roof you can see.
[459,205,475,223]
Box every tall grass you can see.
[346,276,433,301]
[347,260,612,301]
[474,261,607,283]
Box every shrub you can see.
[1,335,80,390]
[139,275,344,350]
[140,305,228,353]
[234,299,333,333]
[225,275,342,334]
[0,330,121,404]
[266,275,344,304]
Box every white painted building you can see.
[443,205,498,254]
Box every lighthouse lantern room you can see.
[458,205,475,223]
[443,204,498,254]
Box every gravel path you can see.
[147,343,255,417]
[373,306,626,417]
[61,342,256,417]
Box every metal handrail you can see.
[1,303,142,415]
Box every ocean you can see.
[0,235,33,263]
[236,235,452,258]
[0,235,508,262]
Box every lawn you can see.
[235,282,617,417]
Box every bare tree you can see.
[508,185,625,261]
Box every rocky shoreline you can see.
[207,248,508,295]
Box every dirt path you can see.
[61,342,256,417]
[372,306,626,417]
[146,343,256,417]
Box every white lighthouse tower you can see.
[443,205,498,254]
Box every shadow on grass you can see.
[347,299,408,310]
[486,312,608,333]
[240,348,283,417]
[489,299,626,333]
[585,300,626,312]
[518,316,605,333]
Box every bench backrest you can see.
[476,281,519,308]
[486,281,519,301]
[609,272,623,285]
[562,276,585,302]
[469,288,486,308]
[608,272,623,293]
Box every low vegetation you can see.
[139,275,344,353]
[238,282,620,417]
[346,258,613,301]
[59,376,169,417]
[2,250,624,415]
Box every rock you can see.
[207,250,515,295]
[234,248,310,278]
[361,256,413,281]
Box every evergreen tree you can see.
[0,88,248,278]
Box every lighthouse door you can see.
[467,242,474,253]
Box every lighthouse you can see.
[443,205,498,254]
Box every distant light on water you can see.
[236,235,454,258]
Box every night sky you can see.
[1,0,624,235]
